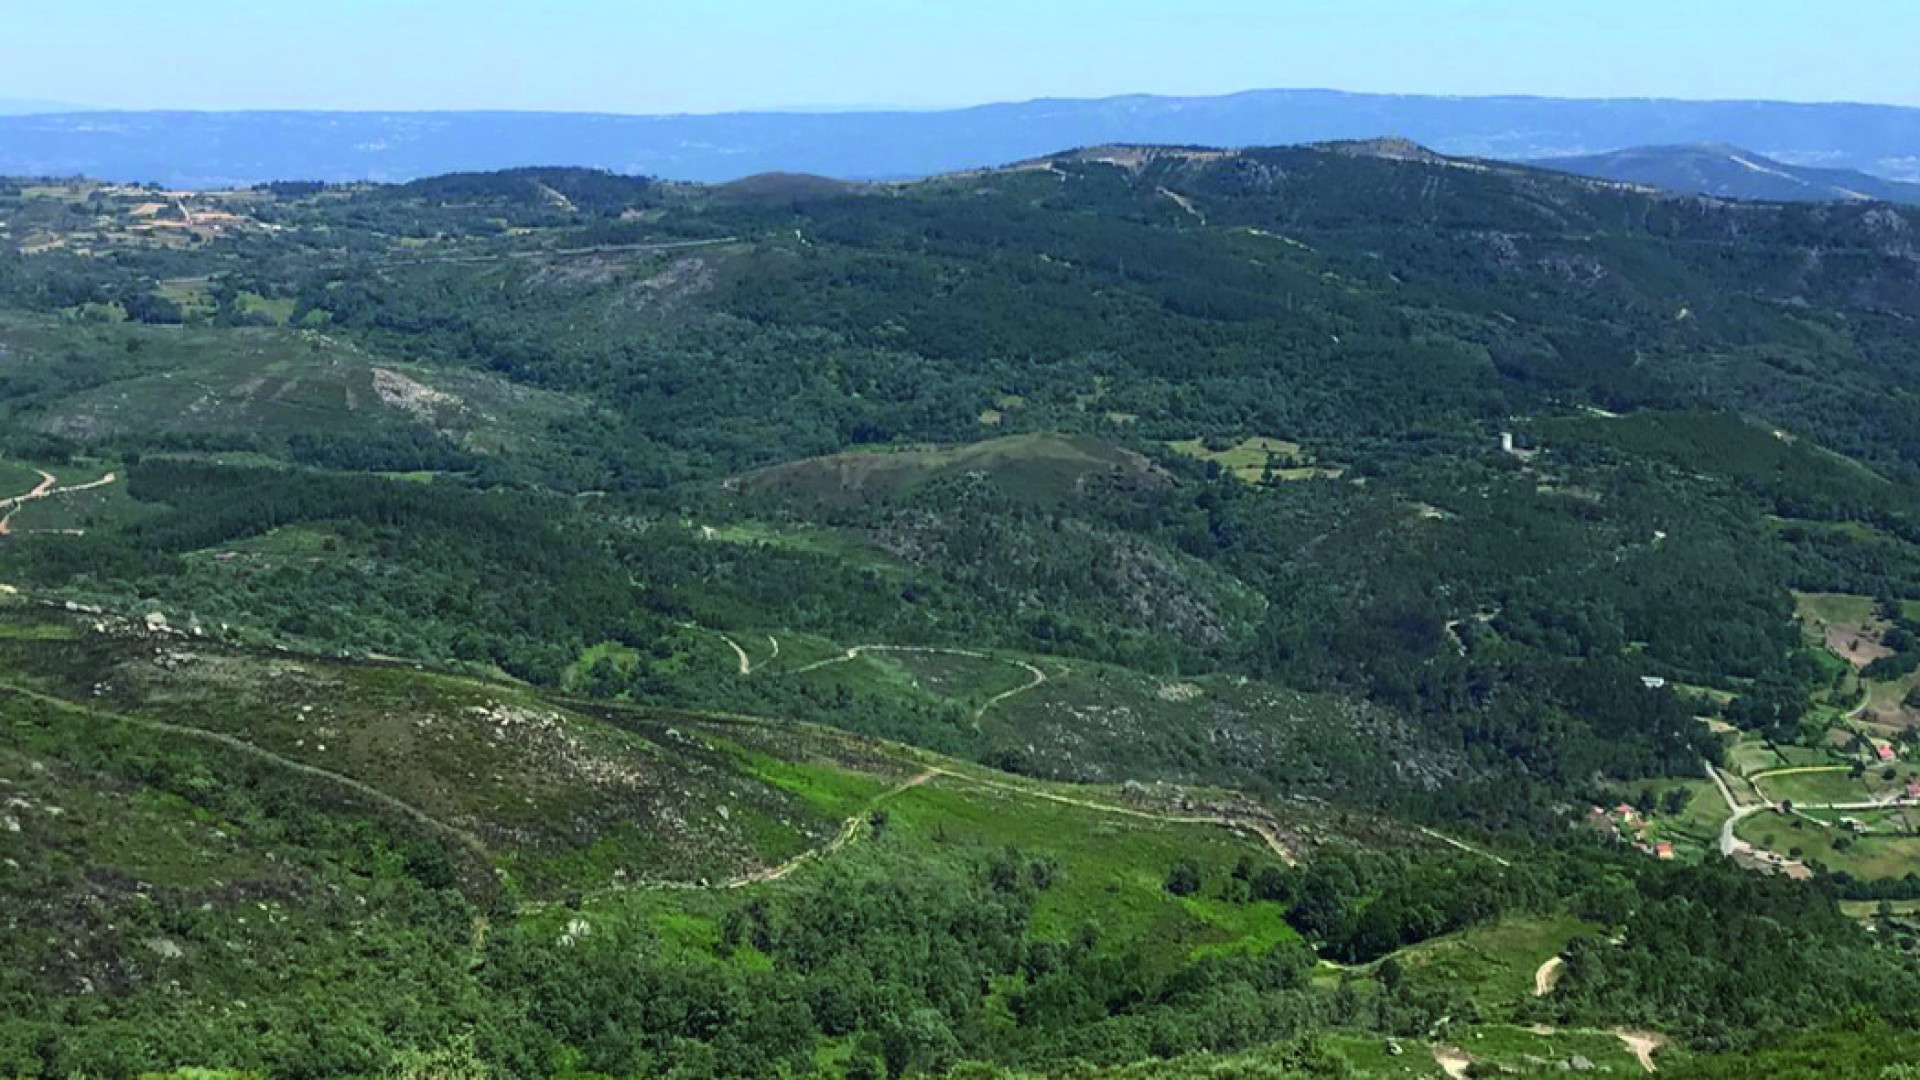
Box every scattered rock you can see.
[1156,682,1203,703]
[371,367,459,421]
[559,918,592,947]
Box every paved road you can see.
[1707,758,1920,867]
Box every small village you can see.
[1579,592,1920,886]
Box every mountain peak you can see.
[1315,136,1444,162]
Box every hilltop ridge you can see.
[5,87,1920,186]
[1533,141,1920,204]
[7,139,1920,1077]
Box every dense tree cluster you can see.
[6,151,1920,1076]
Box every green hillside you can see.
[5,145,1920,1075]
[735,434,1167,507]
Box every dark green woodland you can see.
[5,145,1920,1077]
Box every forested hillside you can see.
[5,147,1920,1077]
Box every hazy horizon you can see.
[18,83,1920,119]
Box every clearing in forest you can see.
[734,433,1167,507]
[1167,435,1343,483]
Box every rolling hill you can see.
[732,435,1168,507]
[0,599,1451,1078]
[7,142,1920,1076]
[5,88,1920,186]
[1532,142,1920,204]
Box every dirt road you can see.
[907,758,1297,864]
[719,635,752,675]
[0,678,490,859]
[1614,1029,1666,1072]
[0,469,119,536]
[792,643,1050,726]
[793,643,991,673]
[714,633,773,675]
[1416,824,1512,867]
[374,236,738,269]
[1158,187,1206,223]
[0,470,54,535]
[691,626,778,675]
[1520,1025,1665,1073]
[742,640,1310,861]
[1430,1045,1473,1078]
[974,658,1046,724]
[1533,956,1566,997]
[726,769,934,887]
[1751,765,1853,780]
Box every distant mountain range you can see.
[1,88,1918,188]
[1532,143,1920,205]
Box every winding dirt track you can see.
[793,643,989,673]
[1511,1025,1664,1073]
[693,627,779,675]
[12,619,1296,908]
[1415,824,1512,867]
[0,678,491,859]
[904,758,1298,864]
[1614,1029,1666,1072]
[0,471,55,535]
[741,637,1315,863]
[974,659,1047,723]
[790,643,1048,726]
[0,469,119,536]
[726,769,935,887]
[687,641,1304,869]
[716,634,754,675]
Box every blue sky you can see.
[6,0,1916,112]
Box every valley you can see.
[5,144,1920,1077]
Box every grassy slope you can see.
[0,458,43,496]
[1166,436,1342,483]
[0,315,580,463]
[0,605,864,900]
[1735,810,1920,879]
[735,433,1166,506]
[2,602,1396,1072]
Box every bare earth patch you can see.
[1614,1029,1666,1072]
[1533,955,1566,996]
[1430,1045,1474,1079]
[1825,621,1893,669]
